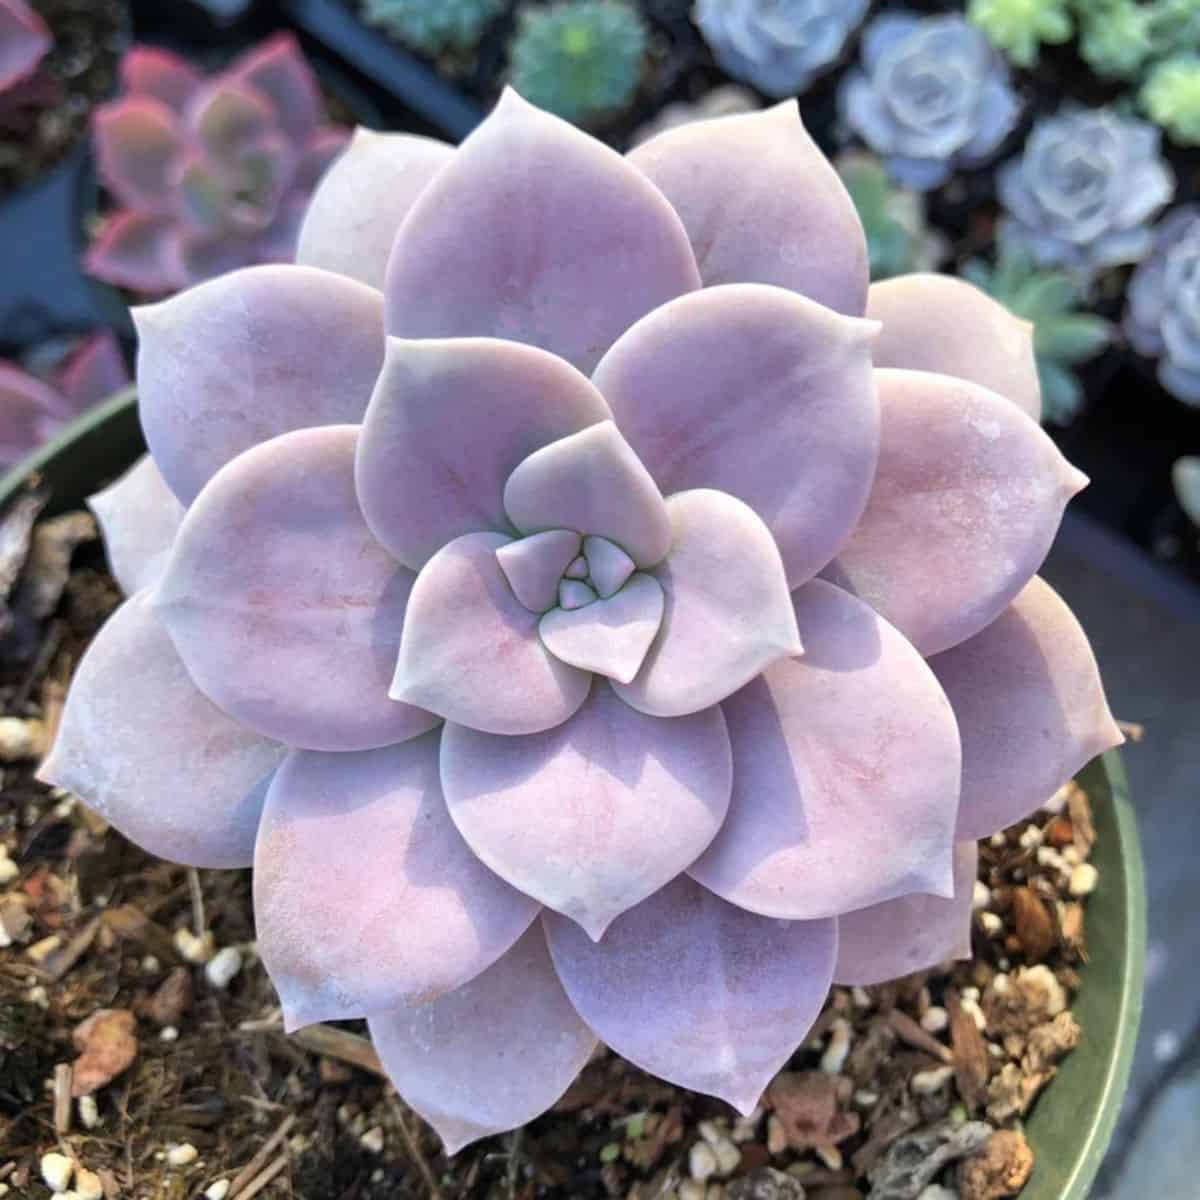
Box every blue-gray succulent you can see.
[838,12,1021,191]
[998,107,1174,277]
[693,0,869,98]
[1125,206,1200,405]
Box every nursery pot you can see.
[0,392,1147,1200]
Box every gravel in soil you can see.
[0,497,1100,1199]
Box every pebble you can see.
[78,1093,100,1129]
[972,882,990,911]
[1069,863,1099,896]
[851,986,872,1008]
[360,1126,385,1154]
[920,1006,949,1034]
[160,1025,179,1042]
[0,851,18,885]
[678,1183,706,1200]
[960,996,988,1032]
[917,1186,959,1200]
[41,1152,74,1193]
[979,912,1003,937]
[205,1182,231,1200]
[855,1088,880,1107]
[74,1169,103,1200]
[1018,825,1043,849]
[820,1017,852,1074]
[166,1142,199,1167]
[689,1141,719,1182]
[911,1065,955,1094]
[173,928,214,964]
[0,1183,9,1196]
[1062,845,1082,867]
[205,946,243,990]
[1020,965,1067,1016]
[988,832,1006,848]
[1042,783,1070,814]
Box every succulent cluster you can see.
[1141,55,1200,145]
[0,332,129,469]
[509,1,647,124]
[968,0,1072,68]
[1077,0,1200,81]
[46,92,1119,1151]
[0,0,49,94]
[837,152,946,280]
[86,36,350,296]
[1125,206,1200,405]
[839,12,1021,190]
[961,247,1113,424]
[998,107,1174,277]
[362,0,503,56]
[693,0,869,98]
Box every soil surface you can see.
[0,0,128,200]
[0,494,1101,1199]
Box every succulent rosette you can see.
[44,92,1120,1152]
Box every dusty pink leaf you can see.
[628,102,868,315]
[154,425,438,752]
[503,422,671,568]
[385,88,700,374]
[0,360,70,467]
[357,337,611,570]
[593,283,880,586]
[930,575,1123,840]
[84,211,177,294]
[93,96,182,212]
[297,128,453,290]
[545,876,837,1114]
[0,0,49,91]
[690,580,960,918]
[868,274,1042,422]
[38,592,284,868]
[55,332,129,411]
[119,45,203,111]
[827,369,1087,656]
[497,530,582,613]
[613,490,801,717]
[368,925,596,1154]
[135,264,385,503]
[392,532,591,735]
[227,32,321,145]
[255,732,539,1029]
[834,841,978,986]
[442,679,731,938]
[188,77,274,165]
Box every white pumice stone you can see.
[1069,863,1099,896]
[41,1152,74,1193]
[972,881,990,911]
[166,1143,198,1167]
[74,1168,103,1200]
[204,1182,231,1200]
[920,1005,949,1033]
[689,1141,718,1182]
[205,946,243,989]
[78,1094,100,1128]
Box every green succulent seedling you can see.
[509,1,647,125]
[837,153,946,281]
[1141,54,1200,144]
[961,247,1114,425]
[968,0,1073,68]
[362,0,504,55]
[1076,0,1200,81]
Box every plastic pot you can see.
[0,390,1147,1199]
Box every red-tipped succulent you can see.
[85,35,350,296]
[45,91,1120,1152]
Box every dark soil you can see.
[0,0,128,200]
[0,493,1099,1199]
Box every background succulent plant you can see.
[0,0,49,94]
[630,83,759,145]
[1174,456,1200,530]
[692,0,869,98]
[1141,54,1200,145]
[46,90,1118,1154]
[837,152,946,280]
[998,107,1174,277]
[839,11,1021,190]
[1076,0,1159,79]
[961,247,1113,424]
[1125,205,1200,405]
[509,1,647,124]
[968,0,1073,68]
[0,332,128,468]
[85,36,350,296]
[362,0,504,56]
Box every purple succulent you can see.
[1125,205,1200,404]
[0,0,49,94]
[999,107,1175,277]
[45,93,1119,1152]
[0,332,129,469]
[85,36,350,296]
[839,12,1021,190]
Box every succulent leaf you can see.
[0,0,50,93]
[1141,54,1200,145]
[363,0,503,55]
[968,0,1072,68]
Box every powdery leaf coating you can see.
[828,369,1087,656]
[545,876,837,1114]
[39,592,284,869]
[503,422,672,568]
[867,274,1041,422]
[613,490,801,718]
[594,283,880,587]
[155,426,438,752]
[254,732,540,1030]
[0,0,50,93]
[629,102,868,316]
[89,455,185,595]
[135,265,385,504]
[386,88,700,374]
[834,840,977,986]
[296,129,454,291]
[690,580,960,920]
[930,575,1123,841]
[357,337,611,570]
[393,532,591,735]
[369,925,596,1155]
[442,679,731,938]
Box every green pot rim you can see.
[0,392,1147,1198]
